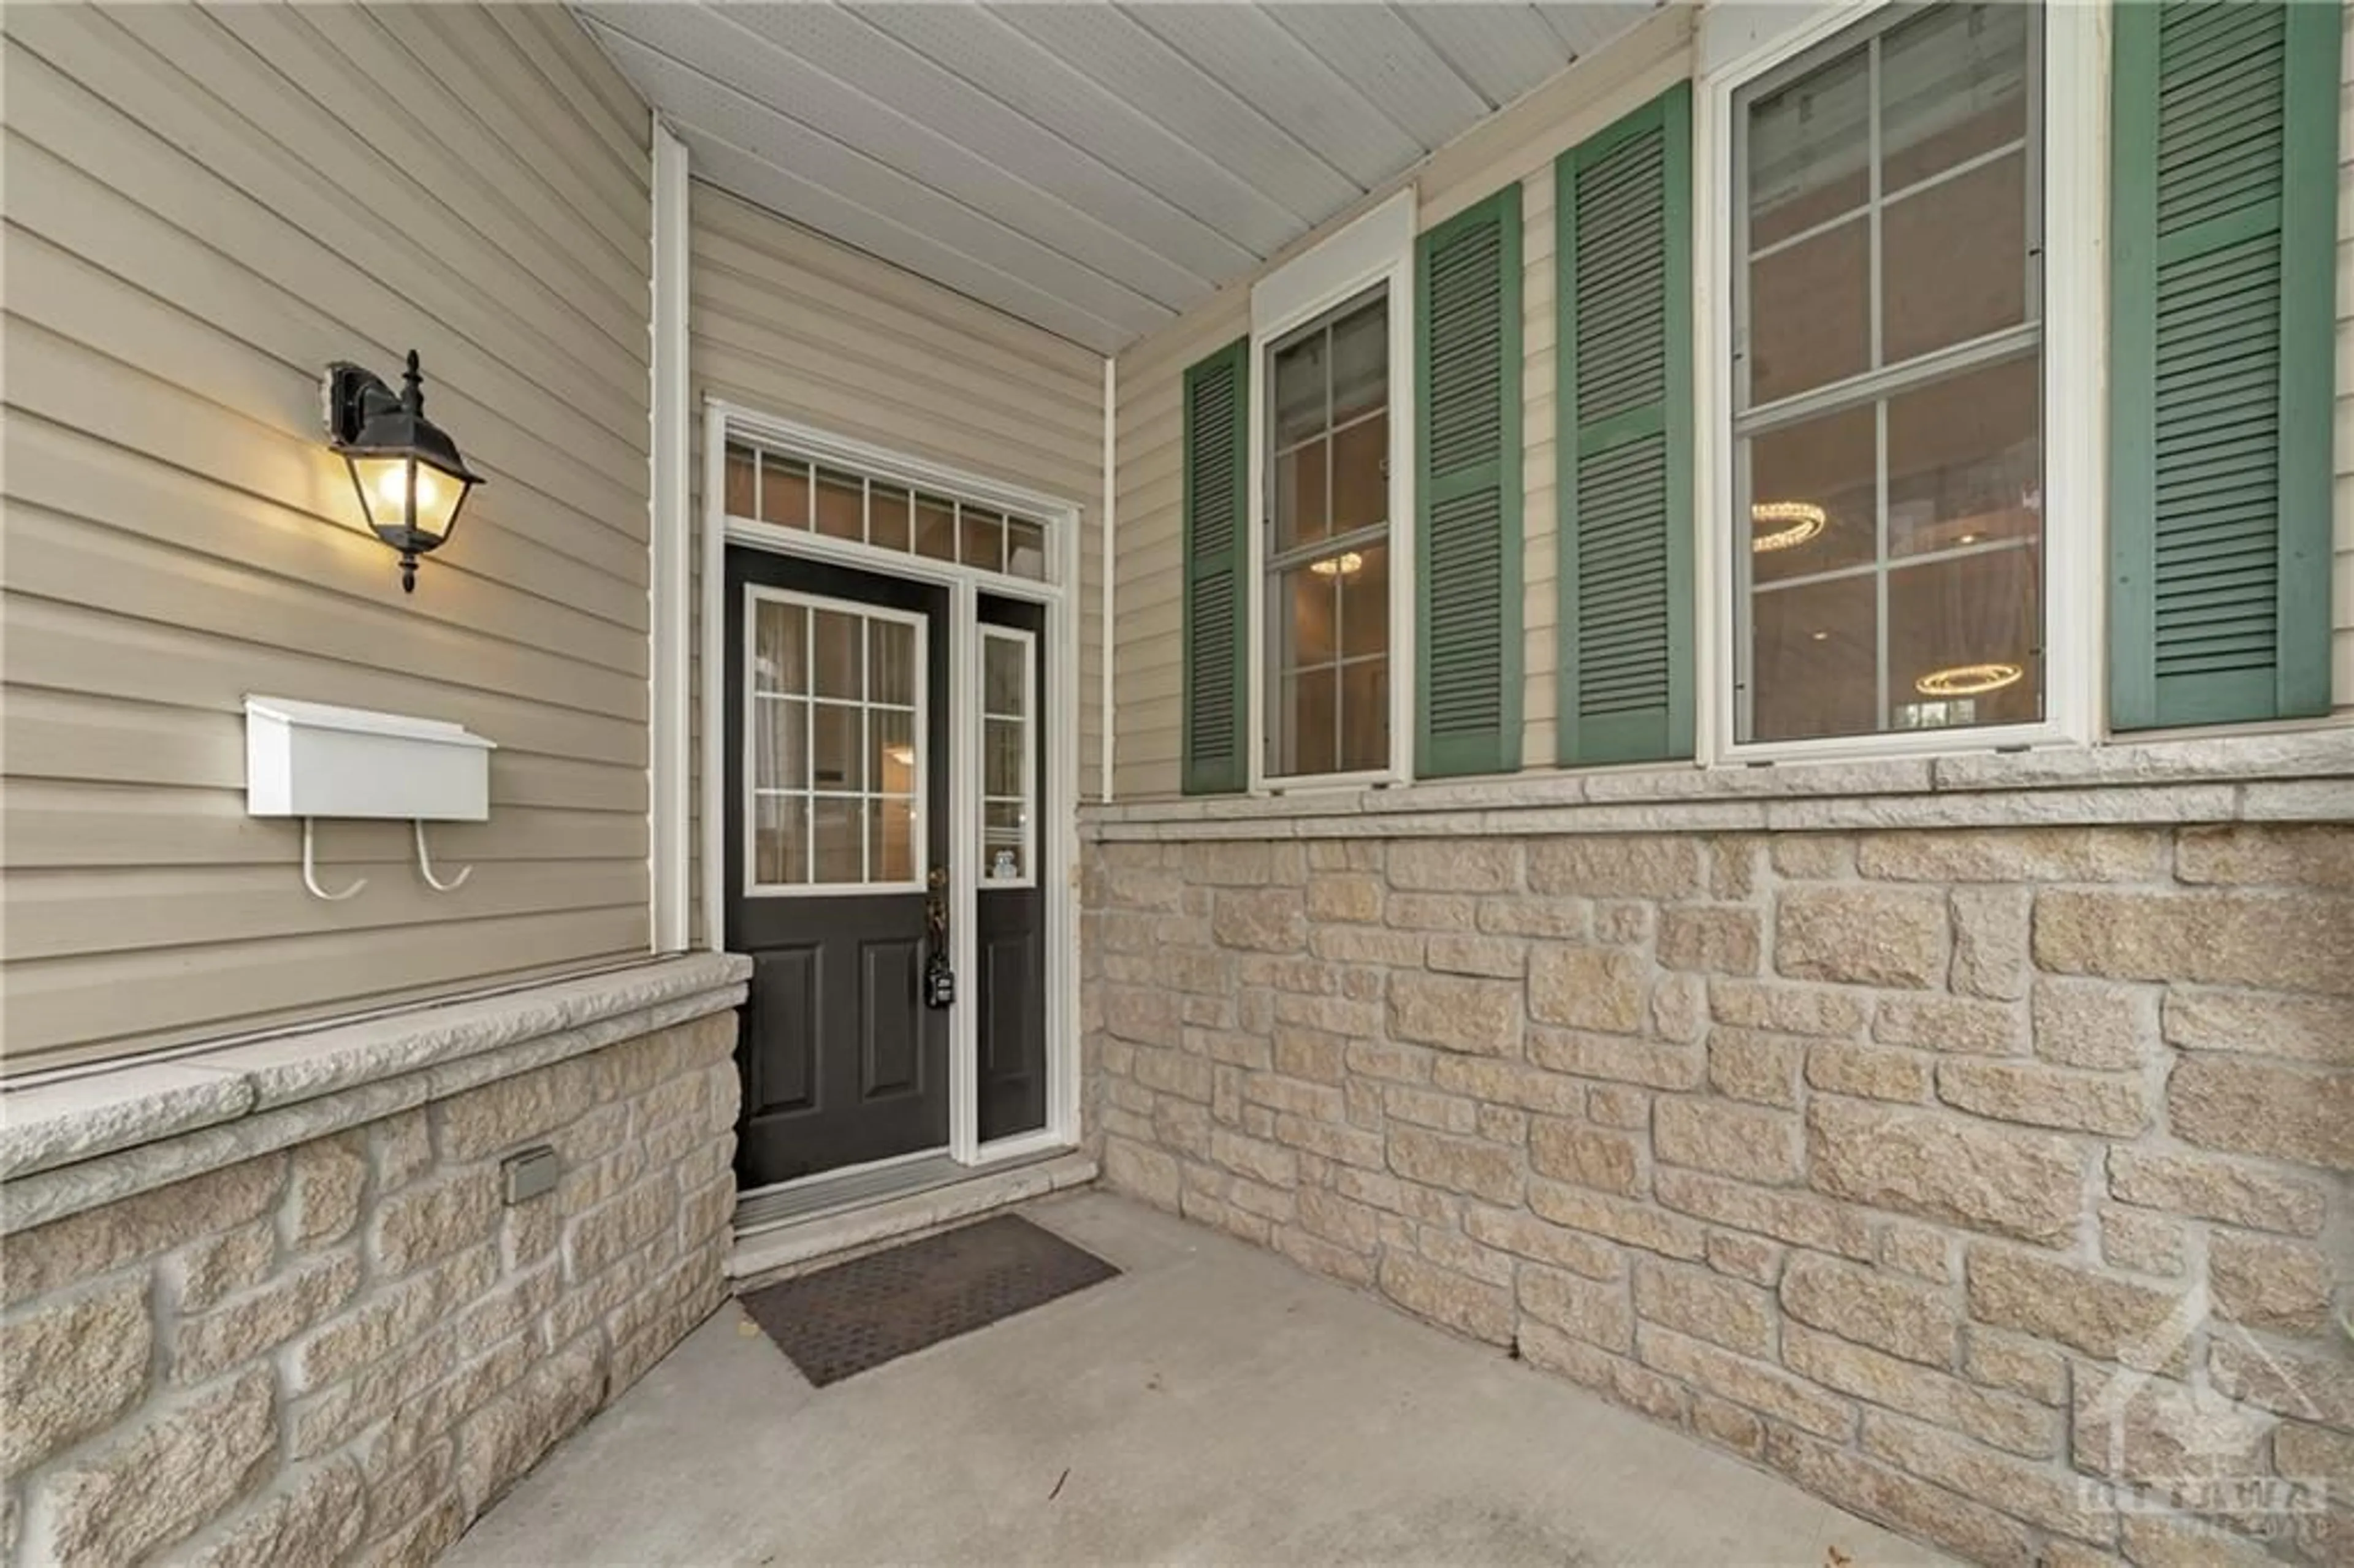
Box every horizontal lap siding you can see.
[687,186,1104,945]
[1,4,654,1071]
[1522,167,1564,770]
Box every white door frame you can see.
[699,398,1082,1175]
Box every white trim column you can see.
[1045,481,1084,1153]
[698,419,728,951]
[1100,357,1117,804]
[649,116,691,953]
[947,579,982,1164]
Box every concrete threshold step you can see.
[727,1149,1098,1287]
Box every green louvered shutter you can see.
[1182,338,1249,794]
[1556,83,1694,766]
[1415,187,1524,778]
[2109,0,2336,729]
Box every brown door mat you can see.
[738,1213,1119,1386]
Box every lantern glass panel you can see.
[350,454,467,542]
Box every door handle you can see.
[924,865,949,939]
[923,866,955,1009]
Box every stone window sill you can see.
[1081,729,2354,840]
[1,953,752,1230]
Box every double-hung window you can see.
[1731,3,2046,745]
[1265,290,1393,779]
[1175,184,1520,794]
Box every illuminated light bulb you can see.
[373,465,443,517]
[1309,550,1365,577]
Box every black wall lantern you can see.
[323,350,484,593]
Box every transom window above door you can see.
[725,441,1049,582]
[1266,287,1393,780]
[746,590,924,892]
[1732,2,2044,746]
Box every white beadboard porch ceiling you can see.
[575,2,1658,352]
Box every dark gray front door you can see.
[725,549,949,1186]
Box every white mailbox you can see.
[245,696,494,821]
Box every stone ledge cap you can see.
[1,953,752,1186]
[1082,730,2354,839]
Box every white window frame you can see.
[723,445,1055,586]
[1247,189,1417,793]
[980,624,1038,890]
[1693,0,2105,765]
[739,585,929,900]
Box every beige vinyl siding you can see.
[1521,166,1565,770]
[1,4,654,1072]
[1108,11,1693,801]
[687,185,1106,945]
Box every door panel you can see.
[727,549,950,1186]
[746,947,819,1116]
[859,937,924,1097]
[980,931,1040,1124]
[975,594,1048,1143]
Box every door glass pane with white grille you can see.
[747,590,924,892]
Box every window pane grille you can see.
[722,443,1051,583]
[1265,286,1392,778]
[1733,3,2043,744]
[980,630,1034,884]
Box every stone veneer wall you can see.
[0,1011,739,1566]
[1082,825,2353,1566]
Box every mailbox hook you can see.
[414,820,473,893]
[301,818,367,902]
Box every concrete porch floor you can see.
[447,1191,1954,1567]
